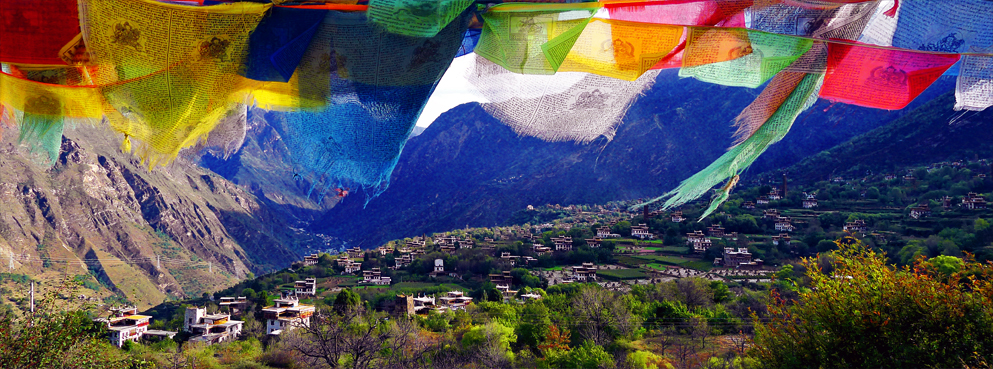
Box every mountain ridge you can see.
[308,73,958,248]
[0,124,305,309]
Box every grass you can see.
[645,263,667,271]
[660,246,690,253]
[636,239,666,244]
[633,255,691,265]
[682,261,715,271]
[544,266,564,271]
[337,279,359,287]
[615,255,650,266]
[597,269,649,280]
[391,282,438,289]
[390,282,466,292]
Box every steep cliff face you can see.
[0,125,299,309]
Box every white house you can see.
[95,306,175,347]
[294,278,317,296]
[184,306,244,344]
[631,224,654,239]
[263,297,315,335]
[434,259,444,273]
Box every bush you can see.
[753,238,993,368]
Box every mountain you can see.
[309,72,958,248]
[0,125,304,309]
[785,91,993,183]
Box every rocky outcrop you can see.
[0,125,301,308]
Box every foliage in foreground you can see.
[0,278,150,369]
[754,237,993,369]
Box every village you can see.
[66,159,992,348]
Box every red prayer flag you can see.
[0,0,81,65]
[821,43,960,110]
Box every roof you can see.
[191,320,243,329]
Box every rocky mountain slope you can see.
[0,125,302,309]
[307,72,958,248]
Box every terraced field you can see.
[596,269,650,280]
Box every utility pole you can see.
[209,262,212,274]
[30,281,35,314]
[157,255,160,270]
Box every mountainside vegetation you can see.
[786,91,993,183]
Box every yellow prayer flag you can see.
[557,19,683,80]
[78,0,270,165]
[0,71,104,119]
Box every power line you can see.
[4,253,214,269]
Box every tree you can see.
[511,268,541,289]
[627,350,668,369]
[538,324,571,353]
[0,278,151,369]
[753,238,993,368]
[424,310,451,332]
[516,302,552,350]
[816,239,836,253]
[612,221,632,238]
[462,322,518,367]
[710,281,732,304]
[333,288,362,314]
[553,341,616,369]
[286,309,387,369]
[674,278,714,309]
[572,285,639,345]
[926,255,963,276]
[976,218,991,232]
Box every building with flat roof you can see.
[302,253,320,266]
[552,236,573,251]
[717,248,762,268]
[362,268,391,285]
[218,296,250,315]
[631,224,654,239]
[184,307,244,344]
[707,225,725,238]
[686,230,711,252]
[262,297,315,335]
[909,204,931,219]
[964,193,987,210]
[437,291,474,311]
[572,263,597,282]
[95,306,176,347]
[294,277,317,296]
